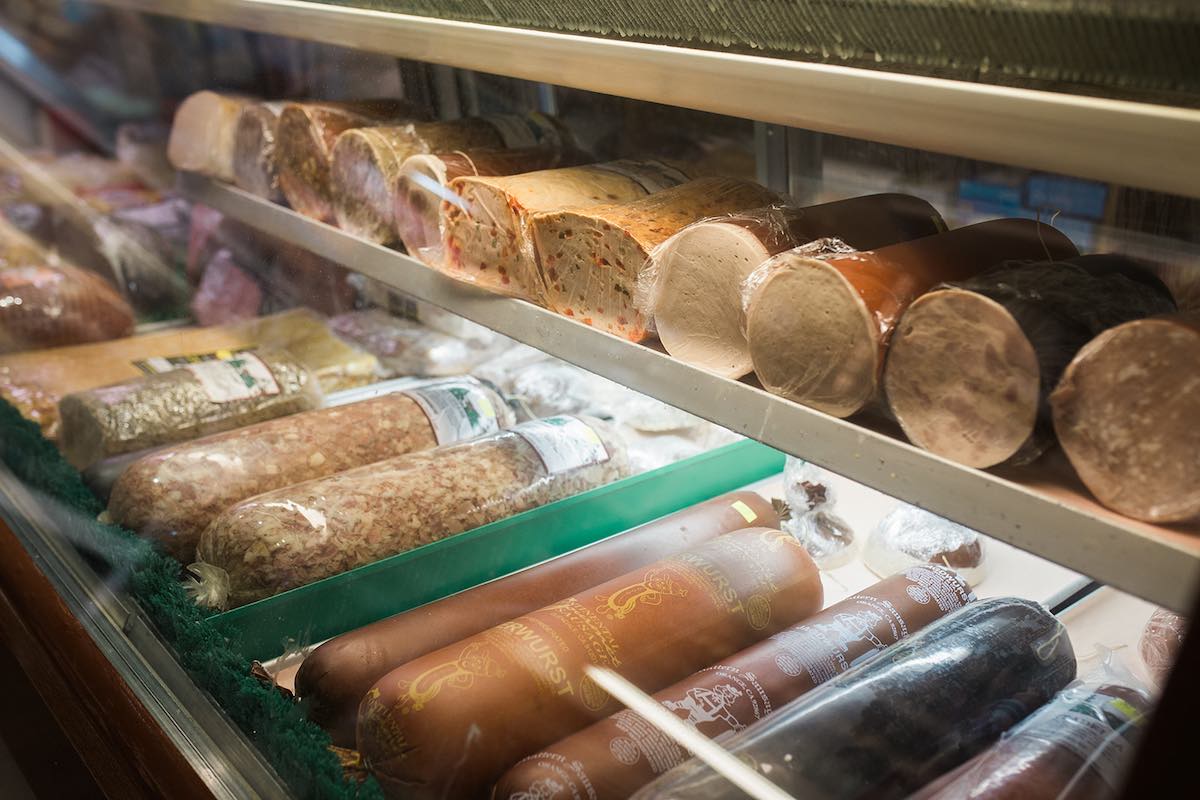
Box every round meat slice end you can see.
[886,289,1040,468]
[655,222,771,379]
[747,258,878,418]
[331,132,396,243]
[1051,317,1200,523]
[394,155,448,264]
[233,107,278,201]
[277,112,334,221]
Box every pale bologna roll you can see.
[108,378,512,562]
[356,527,823,800]
[330,113,569,244]
[885,255,1175,468]
[166,91,254,182]
[275,100,417,222]
[640,194,945,378]
[496,565,974,800]
[440,159,690,304]
[297,491,779,747]
[744,218,1078,418]
[1050,313,1200,522]
[533,177,778,341]
[394,146,578,265]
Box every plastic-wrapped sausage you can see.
[0,261,135,354]
[166,90,254,182]
[58,348,322,470]
[496,565,974,800]
[357,527,823,799]
[296,490,779,747]
[1139,608,1187,686]
[634,597,1076,800]
[232,101,287,202]
[191,415,630,609]
[108,377,512,562]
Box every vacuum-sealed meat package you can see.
[1139,608,1187,686]
[0,260,135,354]
[634,597,1076,800]
[496,565,973,800]
[58,348,322,470]
[109,377,512,561]
[865,504,989,585]
[191,415,630,608]
[357,526,823,799]
[329,309,506,377]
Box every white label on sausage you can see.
[133,348,245,375]
[485,114,540,149]
[183,351,280,403]
[592,159,689,195]
[403,381,500,445]
[514,416,610,474]
[1010,691,1145,788]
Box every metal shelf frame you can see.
[94,0,1200,199]
[182,173,1200,613]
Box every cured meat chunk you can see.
[533,177,778,340]
[745,218,1077,417]
[167,91,253,182]
[232,101,286,202]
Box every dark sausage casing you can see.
[496,564,974,800]
[298,491,779,747]
[357,527,823,799]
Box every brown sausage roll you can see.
[496,564,974,800]
[1138,608,1187,686]
[643,194,945,378]
[193,415,630,609]
[58,348,322,470]
[275,100,418,222]
[0,260,135,354]
[297,491,779,747]
[885,255,1176,468]
[745,218,1078,417]
[232,101,287,202]
[357,527,823,800]
[108,378,513,562]
[532,177,779,342]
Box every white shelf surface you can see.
[94,0,1200,198]
[180,173,1200,613]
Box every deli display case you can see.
[0,1,1196,799]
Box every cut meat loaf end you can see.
[533,177,777,341]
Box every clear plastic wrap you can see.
[328,309,509,377]
[189,248,263,326]
[885,255,1177,469]
[533,177,778,341]
[58,347,323,470]
[244,308,380,392]
[1139,608,1187,686]
[166,90,255,182]
[348,274,504,345]
[911,652,1152,800]
[633,597,1076,800]
[640,196,944,378]
[190,415,630,608]
[865,503,988,585]
[740,219,1078,418]
[780,456,858,569]
[232,100,287,202]
[108,377,513,561]
[440,159,689,305]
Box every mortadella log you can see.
[108,378,512,562]
[495,565,974,800]
[885,255,1176,468]
[642,195,945,378]
[440,160,690,304]
[633,596,1077,800]
[394,147,579,266]
[357,527,823,799]
[331,113,569,244]
[232,101,287,202]
[744,218,1078,418]
[1050,313,1200,522]
[166,91,254,182]
[298,491,779,747]
[276,100,418,222]
[532,177,779,341]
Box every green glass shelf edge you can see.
[211,439,785,662]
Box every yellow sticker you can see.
[731,500,757,523]
[1109,697,1144,723]
[215,349,234,360]
[479,395,496,419]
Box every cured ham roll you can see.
[232,101,286,202]
[642,195,945,378]
[441,160,689,304]
[533,177,778,340]
[394,147,577,265]
[886,255,1176,468]
[331,113,569,244]
[1051,313,1200,522]
[745,218,1078,418]
[276,100,417,222]
[167,91,254,182]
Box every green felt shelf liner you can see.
[211,438,786,663]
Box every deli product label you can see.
[404,380,500,444]
[183,351,280,403]
[593,159,689,195]
[514,416,610,474]
[1013,690,1145,788]
[133,348,248,374]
